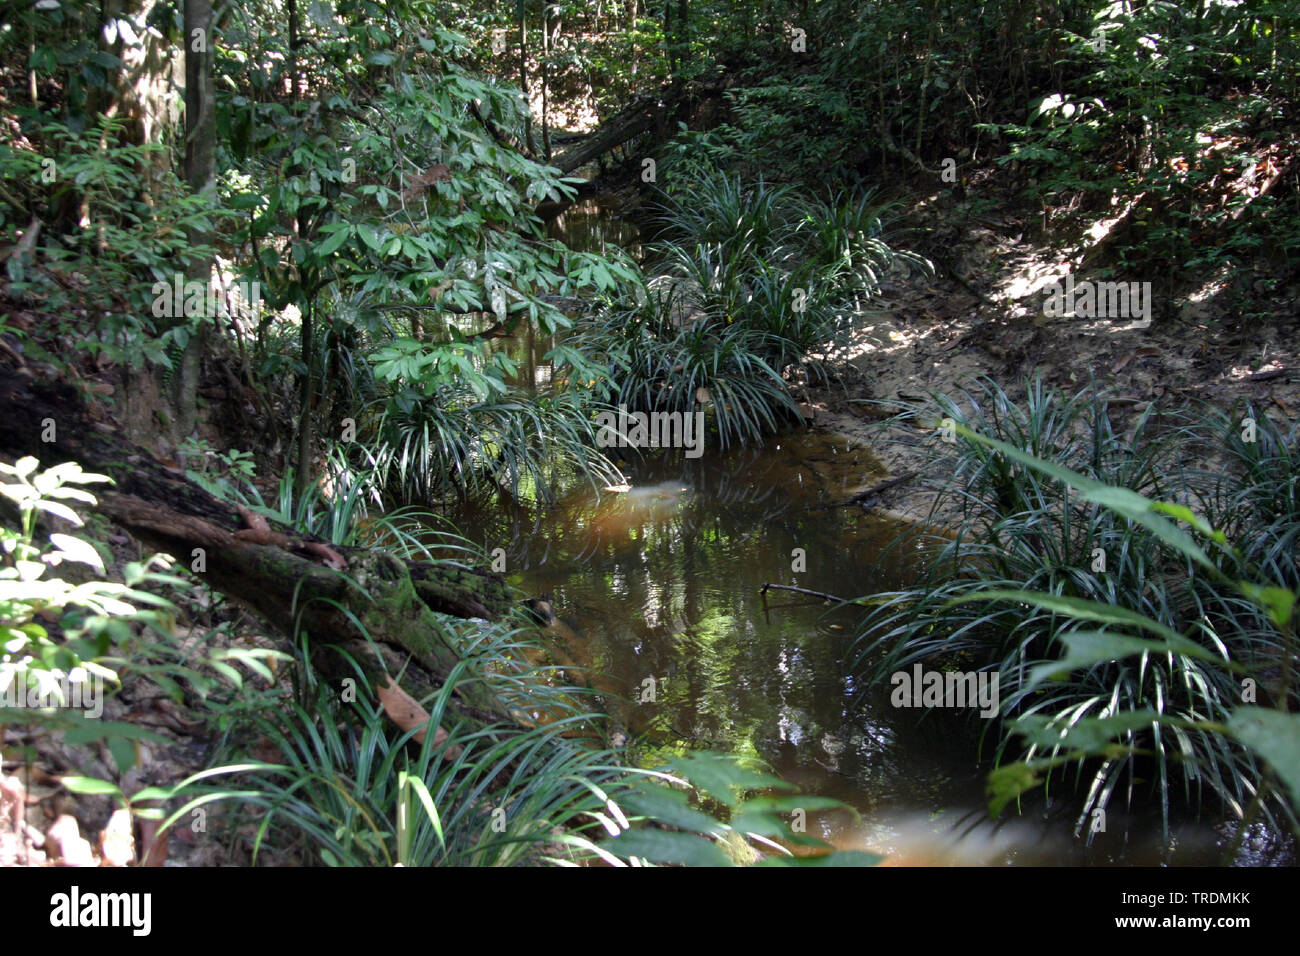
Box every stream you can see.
[441,197,1292,866]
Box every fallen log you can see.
[550,95,664,175]
[0,359,519,721]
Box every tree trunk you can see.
[550,94,662,174]
[518,0,536,155]
[541,3,551,161]
[173,0,217,448]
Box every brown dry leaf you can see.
[235,504,271,533]
[400,164,452,202]
[376,678,459,756]
[301,541,346,570]
[232,527,290,546]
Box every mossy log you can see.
[0,360,519,720]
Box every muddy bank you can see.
[800,198,1300,526]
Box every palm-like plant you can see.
[853,377,1298,842]
[576,167,930,448]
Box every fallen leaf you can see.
[236,504,270,532]
[377,678,459,757]
[301,541,346,570]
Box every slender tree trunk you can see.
[629,0,638,78]
[175,0,216,450]
[518,0,536,155]
[676,0,688,87]
[286,0,316,496]
[541,2,551,160]
[287,0,299,98]
[297,298,315,496]
[662,0,673,79]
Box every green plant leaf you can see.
[61,776,124,800]
[48,533,105,570]
[1229,707,1300,806]
[606,828,735,866]
[1026,629,1227,688]
[951,423,1216,571]
[1010,710,1163,752]
[618,781,727,837]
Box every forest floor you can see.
[802,185,1300,527]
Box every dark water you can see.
[439,197,1296,866]
[445,431,1291,865]
[544,196,644,258]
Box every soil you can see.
[801,190,1300,527]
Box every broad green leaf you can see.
[606,828,734,866]
[64,720,170,746]
[659,752,792,806]
[1238,583,1295,630]
[986,761,1045,818]
[358,224,383,252]
[107,735,136,771]
[1229,707,1300,806]
[49,534,104,571]
[129,786,179,803]
[729,805,829,847]
[61,776,124,799]
[618,782,727,837]
[315,225,351,257]
[33,499,83,526]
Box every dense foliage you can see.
[2,0,1297,867]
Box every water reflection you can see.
[441,192,1294,866]
[443,429,1293,866]
[544,197,643,257]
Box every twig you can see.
[822,471,919,509]
[760,583,852,604]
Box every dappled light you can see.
[1,0,1296,904]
